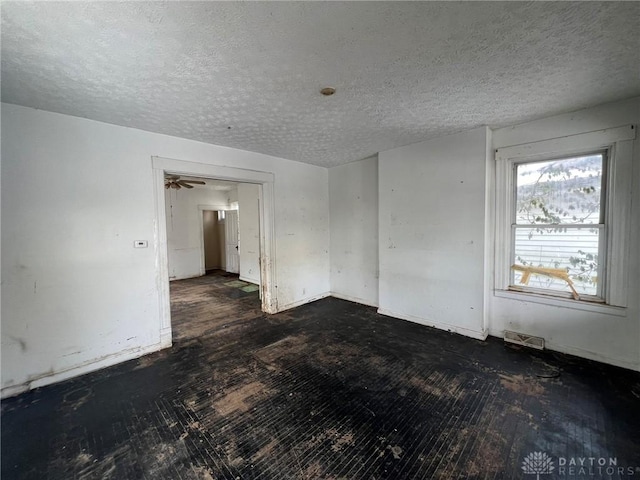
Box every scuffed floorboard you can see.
[2,272,640,479]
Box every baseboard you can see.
[1,341,167,399]
[276,292,331,312]
[239,276,260,286]
[544,341,639,372]
[0,384,31,399]
[488,329,639,372]
[160,328,173,348]
[169,272,203,281]
[378,308,488,341]
[330,291,378,308]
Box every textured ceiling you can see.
[2,2,639,167]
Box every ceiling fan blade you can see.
[165,183,170,189]
[182,180,206,185]
[177,181,194,189]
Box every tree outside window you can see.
[512,152,605,299]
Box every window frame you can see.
[494,125,635,309]
[509,150,608,302]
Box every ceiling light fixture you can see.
[320,87,336,96]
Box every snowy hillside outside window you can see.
[511,153,606,300]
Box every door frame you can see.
[198,205,232,275]
[152,156,278,348]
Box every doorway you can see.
[202,210,220,272]
[199,189,259,283]
[152,156,277,348]
[202,210,226,272]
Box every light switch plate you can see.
[134,240,148,248]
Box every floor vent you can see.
[504,330,545,350]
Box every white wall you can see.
[237,183,260,285]
[378,128,490,340]
[1,103,330,397]
[329,156,379,307]
[333,98,639,372]
[489,98,640,371]
[165,185,231,280]
[3,99,635,399]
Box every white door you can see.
[225,210,240,274]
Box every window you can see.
[495,124,635,308]
[511,152,606,301]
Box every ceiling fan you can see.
[164,175,206,190]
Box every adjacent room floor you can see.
[2,273,640,479]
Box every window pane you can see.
[513,226,599,296]
[516,154,603,225]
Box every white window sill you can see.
[493,289,627,316]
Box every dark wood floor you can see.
[170,270,262,343]
[2,272,640,479]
